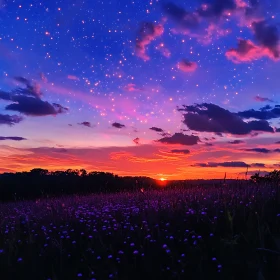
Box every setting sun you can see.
[160,178,166,181]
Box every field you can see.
[0,184,280,280]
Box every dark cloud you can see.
[251,163,266,168]
[238,105,280,120]
[252,20,280,59]
[150,126,165,133]
[157,133,200,146]
[244,148,280,153]
[170,149,190,154]
[0,78,68,117]
[228,140,245,144]
[254,96,274,102]
[205,143,213,146]
[0,114,23,126]
[133,137,140,145]
[194,161,249,168]
[112,122,126,129]
[225,39,277,63]
[162,2,200,30]
[135,22,164,60]
[197,0,236,18]
[276,140,280,144]
[0,136,26,141]
[179,103,274,135]
[14,76,42,98]
[276,128,280,132]
[177,59,198,72]
[78,121,92,128]
[5,95,68,116]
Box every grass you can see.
[0,184,280,280]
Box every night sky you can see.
[0,0,280,180]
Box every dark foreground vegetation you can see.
[0,178,280,279]
[0,169,280,279]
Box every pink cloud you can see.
[155,43,171,58]
[124,83,141,92]
[177,59,198,72]
[136,22,164,61]
[67,75,80,81]
[225,39,279,63]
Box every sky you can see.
[0,0,280,180]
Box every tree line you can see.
[0,168,279,202]
[0,168,156,202]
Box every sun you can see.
[160,177,166,181]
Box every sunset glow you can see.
[0,0,279,179]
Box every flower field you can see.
[0,184,280,280]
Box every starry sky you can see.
[0,0,280,180]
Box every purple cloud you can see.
[112,122,126,129]
[0,114,23,126]
[179,103,274,135]
[78,121,92,128]
[157,133,200,145]
[0,136,26,141]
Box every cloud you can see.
[0,136,26,141]
[157,133,200,145]
[133,137,140,145]
[238,105,280,120]
[67,75,80,81]
[252,20,280,59]
[112,122,126,129]
[243,148,280,153]
[170,149,190,154]
[78,121,92,128]
[225,39,278,63]
[197,0,237,18]
[14,76,42,98]
[5,96,68,116]
[150,126,165,133]
[251,163,266,168]
[194,161,249,168]
[135,22,164,61]
[244,148,270,153]
[124,83,142,92]
[162,2,200,31]
[254,96,274,102]
[177,59,198,72]
[0,114,23,126]
[179,103,274,135]
[0,77,68,117]
[228,140,245,144]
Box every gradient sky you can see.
[0,0,280,180]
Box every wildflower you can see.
[77,273,82,277]
[212,257,217,261]
[133,250,139,254]
[17,258,23,262]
